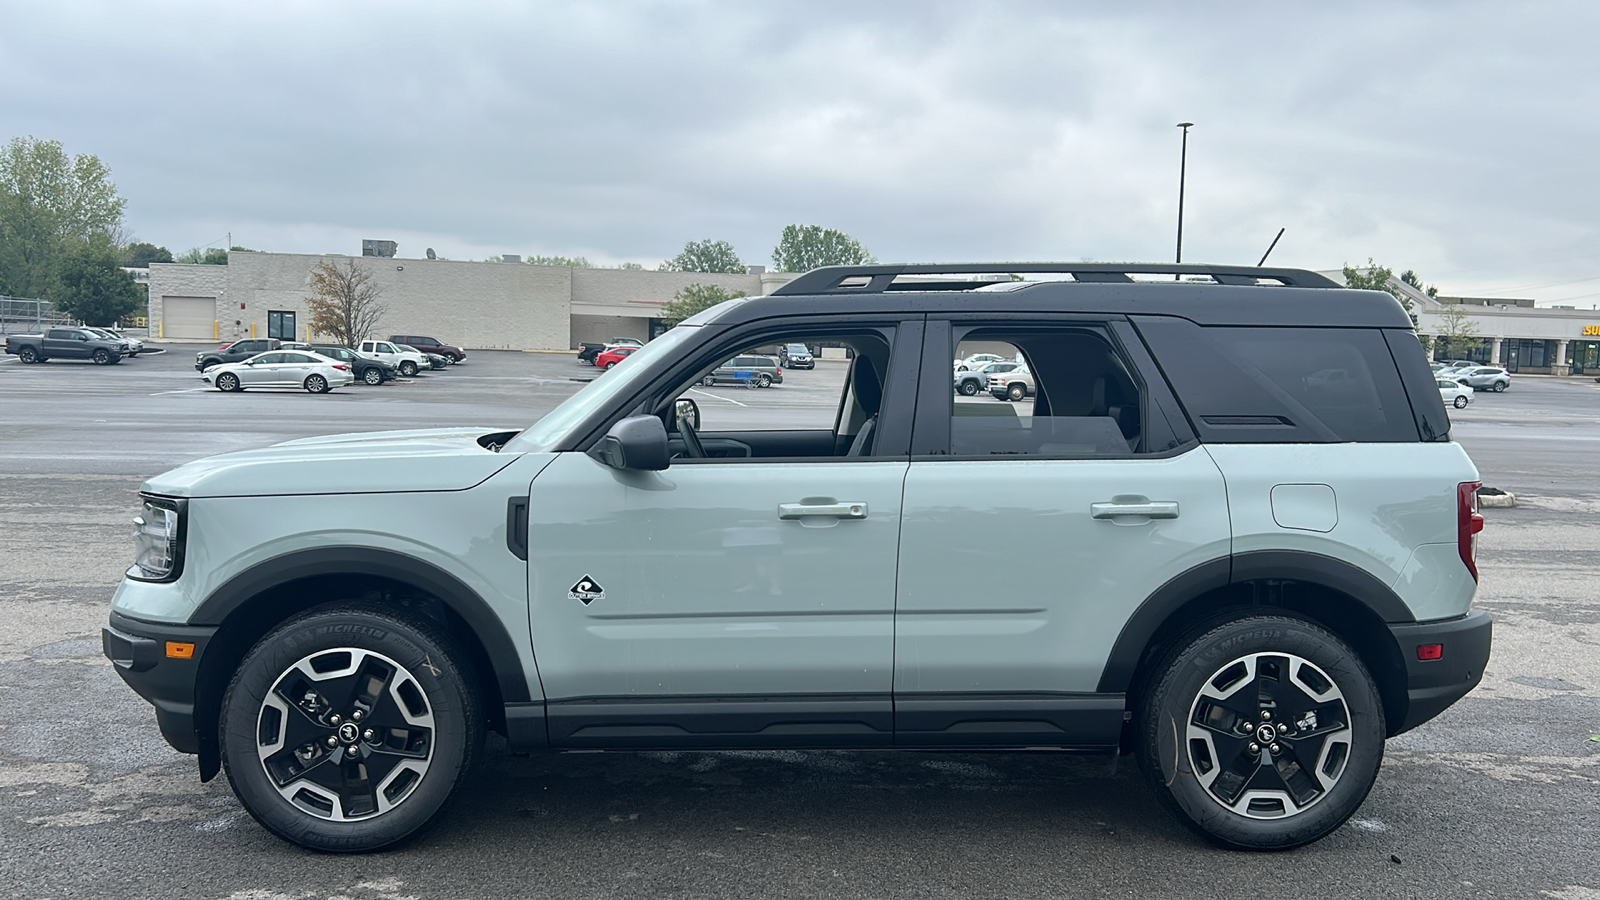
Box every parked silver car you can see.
[1452,366,1511,392]
[201,350,356,393]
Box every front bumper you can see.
[1388,608,1492,733]
[102,611,216,755]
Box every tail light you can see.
[1458,481,1485,581]
[333,364,349,371]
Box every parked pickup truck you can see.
[577,337,644,364]
[989,366,1035,401]
[6,327,127,364]
[196,338,281,371]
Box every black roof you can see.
[697,263,1414,329]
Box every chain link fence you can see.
[0,296,74,334]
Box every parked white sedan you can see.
[1438,378,1474,409]
[201,350,355,393]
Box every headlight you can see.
[128,496,185,582]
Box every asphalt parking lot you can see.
[1,345,1597,899]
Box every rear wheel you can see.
[1453,395,1469,408]
[93,348,112,365]
[1493,381,1508,392]
[755,374,773,388]
[217,372,242,392]
[1136,614,1385,850]
[701,375,715,387]
[604,361,617,369]
[220,605,482,852]
[18,347,38,363]
[304,374,329,393]
[363,367,384,386]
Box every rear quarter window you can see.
[1132,317,1422,443]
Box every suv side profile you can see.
[389,335,465,363]
[103,263,1490,853]
[197,339,280,371]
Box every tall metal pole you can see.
[1175,122,1194,276]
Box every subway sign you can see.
[1584,325,1600,336]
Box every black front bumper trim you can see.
[103,611,217,756]
[1388,608,1492,734]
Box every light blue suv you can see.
[103,263,1491,852]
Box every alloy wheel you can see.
[1185,651,1352,819]
[255,647,435,822]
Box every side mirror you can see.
[593,415,670,471]
[674,398,700,432]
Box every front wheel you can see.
[220,605,482,852]
[399,361,418,377]
[1453,395,1469,408]
[304,374,329,393]
[1136,614,1385,850]
[216,372,242,392]
[93,348,112,365]
[1007,383,1026,402]
[959,380,979,396]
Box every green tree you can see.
[1400,269,1439,300]
[122,242,173,267]
[176,247,229,265]
[1435,302,1481,358]
[771,224,875,272]
[661,238,746,274]
[51,240,143,326]
[1344,258,1431,353]
[304,258,386,346]
[659,283,746,327]
[0,136,127,297]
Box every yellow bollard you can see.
[250,322,256,338]
[213,320,219,340]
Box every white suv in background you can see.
[356,339,429,377]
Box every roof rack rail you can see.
[770,262,1342,296]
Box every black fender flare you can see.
[189,546,531,704]
[1096,550,1414,694]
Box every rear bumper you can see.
[102,611,216,755]
[1388,608,1492,734]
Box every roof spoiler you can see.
[771,263,1342,296]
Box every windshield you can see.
[505,326,700,453]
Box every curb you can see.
[1478,487,1516,508]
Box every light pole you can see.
[1175,122,1194,274]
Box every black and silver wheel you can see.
[701,375,715,387]
[1453,395,1469,409]
[399,361,418,377]
[216,372,242,392]
[363,367,384,386]
[93,348,112,365]
[959,380,979,396]
[304,374,329,393]
[220,605,481,852]
[604,361,617,369]
[1136,614,1384,850]
[18,346,38,363]
[755,373,772,388]
[1007,383,1026,402]
[1492,381,1508,392]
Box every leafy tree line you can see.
[522,225,878,276]
[1343,259,1486,357]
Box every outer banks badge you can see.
[569,576,605,605]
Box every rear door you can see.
[893,317,1231,747]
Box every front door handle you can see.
[778,500,868,520]
[1091,500,1180,519]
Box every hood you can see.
[143,427,523,499]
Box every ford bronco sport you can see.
[103,263,1490,852]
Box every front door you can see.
[893,319,1231,747]
[525,322,918,748]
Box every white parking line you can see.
[149,388,211,396]
[688,388,748,407]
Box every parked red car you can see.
[595,346,637,369]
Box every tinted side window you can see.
[1133,317,1419,443]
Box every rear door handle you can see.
[1091,500,1179,519]
[778,501,868,520]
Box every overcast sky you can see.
[3,1,1598,304]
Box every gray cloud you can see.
[2,0,1597,302]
